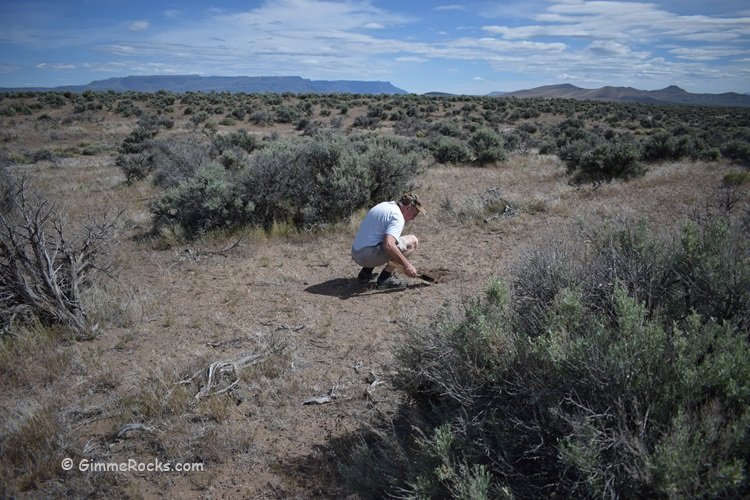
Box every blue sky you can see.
[1,0,749,94]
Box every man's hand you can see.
[383,234,418,277]
[403,261,418,278]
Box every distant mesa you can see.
[1,74,408,95]
[3,76,749,107]
[494,83,750,108]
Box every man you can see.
[351,192,425,288]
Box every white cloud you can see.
[585,40,636,57]
[100,44,139,56]
[435,5,466,12]
[120,0,417,79]
[36,62,76,70]
[128,20,150,32]
[396,56,428,63]
[484,1,750,45]
[469,0,750,92]
[98,0,735,89]
[670,46,748,60]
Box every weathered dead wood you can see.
[177,236,244,262]
[0,178,119,337]
[302,384,339,405]
[117,423,156,438]
[179,350,279,399]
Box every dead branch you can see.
[177,236,244,262]
[117,423,156,438]
[302,384,339,405]
[205,236,243,257]
[0,178,119,338]
[180,350,280,399]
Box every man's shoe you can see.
[357,268,377,283]
[377,275,407,289]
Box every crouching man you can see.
[351,192,425,288]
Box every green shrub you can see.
[116,152,153,184]
[298,133,370,224]
[568,140,644,185]
[211,129,258,154]
[231,107,246,120]
[722,140,750,166]
[502,129,533,153]
[275,105,301,124]
[668,217,750,331]
[511,235,589,338]
[217,148,247,171]
[150,138,212,189]
[148,132,422,235]
[40,92,66,108]
[468,127,506,164]
[641,131,677,162]
[432,136,472,164]
[190,111,209,125]
[119,126,156,155]
[431,120,463,138]
[313,153,371,224]
[358,138,420,203]
[723,170,750,187]
[249,110,271,125]
[28,149,56,164]
[0,164,14,214]
[341,212,750,499]
[352,115,381,129]
[137,113,173,131]
[81,143,109,156]
[239,139,309,229]
[114,99,141,117]
[151,163,253,236]
[641,129,717,163]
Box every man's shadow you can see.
[304,278,411,299]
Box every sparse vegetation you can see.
[342,208,750,499]
[0,88,748,498]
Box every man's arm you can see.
[383,234,417,277]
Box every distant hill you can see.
[494,84,750,107]
[1,75,408,95]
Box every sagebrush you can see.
[340,208,750,499]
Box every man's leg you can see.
[353,245,391,283]
[357,267,375,282]
[383,235,419,273]
[378,235,419,287]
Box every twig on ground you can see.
[302,383,339,405]
[117,423,155,438]
[179,349,281,399]
[179,237,244,262]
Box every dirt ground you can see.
[1,99,740,498]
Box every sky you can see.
[1,0,749,95]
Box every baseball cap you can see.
[400,192,426,215]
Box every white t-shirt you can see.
[352,201,404,252]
